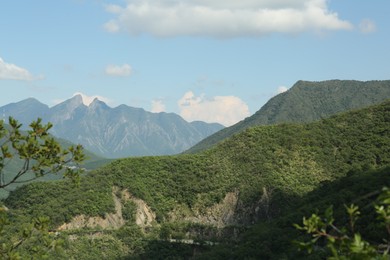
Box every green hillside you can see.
[55,137,114,170]
[199,166,390,259]
[2,100,390,259]
[187,79,390,153]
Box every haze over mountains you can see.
[0,95,224,158]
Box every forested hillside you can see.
[187,80,390,153]
[2,100,389,259]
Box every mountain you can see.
[4,100,390,259]
[186,79,390,153]
[0,96,224,158]
[0,98,50,124]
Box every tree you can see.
[0,117,85,259]
[295,187,390,259]
[0,117,85,189]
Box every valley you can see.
[1,80,389,259]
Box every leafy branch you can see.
[0,117,85,189]
[295,187,390,259]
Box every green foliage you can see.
[0,117,85,189]
[91,100,390,221]
[5,177,114,228]
[295,187,390,259]
[56,234,126,260]
[0,117,86,259]
[7,101,389,225]
[198,166,390,259]
[114,225,146,254]
[0,210,64,259]
[122,201,138,222]
[2,100,390,259]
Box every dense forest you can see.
[1,99,389,259]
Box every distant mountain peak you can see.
[0,95,225,157]
[50,95,86,121]
[66,94,84,106]
[71,93,111,107]
[23,97,41,103]
[88,98,109,110]
[14,97,47,107]
[70,94,84,106]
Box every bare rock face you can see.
[56,186,270,234]
[188,191,239,228]
[58,187,125,231]
[167,191,243,228]
[121,189,156,228]
[57,187,156,231]
[167,188,277,228]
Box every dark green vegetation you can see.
[294,187,390,259]
[187,79,390,153]
[200,166,390,259]
[2,98,389,258]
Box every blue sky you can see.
[0,0,389,126]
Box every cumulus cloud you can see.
[73,92,113,106]
[103,0,352,38]
[178,91,250,126]
[276,86,288,94]
[359,19,376,34]
[0,57,43,81]
[151,99,166,113]
[105,64,132,77]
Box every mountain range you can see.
[5,97,390,259]
[0,95,224,158]
[187,79,390,153]
[2,79,390,259]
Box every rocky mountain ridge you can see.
[0,95,224,158]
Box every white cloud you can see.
[0,57,43,81]
[359,19,376,34]
[178,91,250,126]
[276,86,288,94]
[73,92,113,106]
[103,0,353,38]
[104,20,120,33]
[105,64,132,77]
[151,99,166,113]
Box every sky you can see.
[0,0,389,126]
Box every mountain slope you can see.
[0,98,50,123]
[187,79,390,153]
[3,99,390,259]
[7,99,390,224]
[0,96,224,158]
